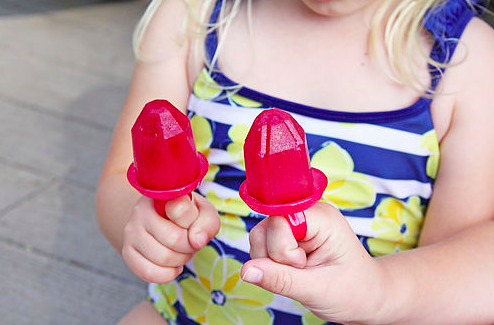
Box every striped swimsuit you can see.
[149,1,484,324]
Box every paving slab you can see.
[0,240,145,325]
[0,100,112,189]
[0,179,144,285]
[0,1,25,17]
[0,1,140,81]
[0,0,138,17]
[0,161,51,214]
[0,0,146,134]
[0,30,131,130]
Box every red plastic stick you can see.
[240,109,327,241]
[127,100,208,217]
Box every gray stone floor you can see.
[0,1,148,324]
[0,1,493,324]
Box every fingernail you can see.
[242,267,263,284]
[195,232,208,247]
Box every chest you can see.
[188,1,454,141]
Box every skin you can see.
[96,0,494,323]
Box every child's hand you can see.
[241,203,388,324]
[122,193,220,283]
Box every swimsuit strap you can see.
[424,0,485,91]
[204,0,225,72]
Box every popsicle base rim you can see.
[127,152,209,200]
[239,168,328,216]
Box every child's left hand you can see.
[241,202,388,325]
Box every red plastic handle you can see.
[153,199,168,217]
[284,211,307,241]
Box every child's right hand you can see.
[241,203,387,324]
[122,193,220,283]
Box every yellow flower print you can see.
[228,91,263,107]
[216,213,248,241]
[193,69,222,100]
[420,130,440,179]
[191,114,220,182]
[337,122,357,127]
[311,142,376,210]
[193,68,262,107]
[206,190,252,217]
[368,196,425,256]
[226,124,249,170]
[152,283,178,321]
[181,245,274,325]
[293,301,327,325]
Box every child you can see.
[96,0,494,324]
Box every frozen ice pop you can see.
[239,108,327,240]
[127,99,208,216]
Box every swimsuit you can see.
[148,1,484,324]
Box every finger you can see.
[165,194,199,229]
[132,230,193,267]
[122,245,183,283]
[301,202,367,266]
[133,198,196,254]
[249,218,269,259]
[267,215,307,268]
[188,193,221,250]
[241,258,323,303]
[303,202,339,242]
[146,215,197,254]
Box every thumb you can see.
[240,258,322,302]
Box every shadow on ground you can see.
[0,0,137,17]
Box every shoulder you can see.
[461,16,494,63]
[452,17,494,107]
[135,0,191,63]
[437,17,494,156]
[438,17,494,109]
[418,18,494,244]
[136,0,215,81]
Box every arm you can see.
[95,55,192,252]
[95,0,220,283]
[242,208,494,325]
[96,0,191,251]
[376,17,494,324]
[377,221,494,324]
[242,18,494,325]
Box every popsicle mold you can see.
[239,108,327,240]
[127,99,208,216]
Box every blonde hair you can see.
[133,0,486,95]
[369,0,485,94]
[133,0,246,64]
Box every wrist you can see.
[96,173,141,252]
[370,256,416,325]
[345,257,396,325]
[370,257,396,325]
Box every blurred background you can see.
[0,1,146,324]
[0,1,492,324]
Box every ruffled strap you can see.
[424,0,485,91]
[205,0,224,71]
[203,0,240,88]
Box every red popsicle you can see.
[239,108,327,240]
[127,99,208,216]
